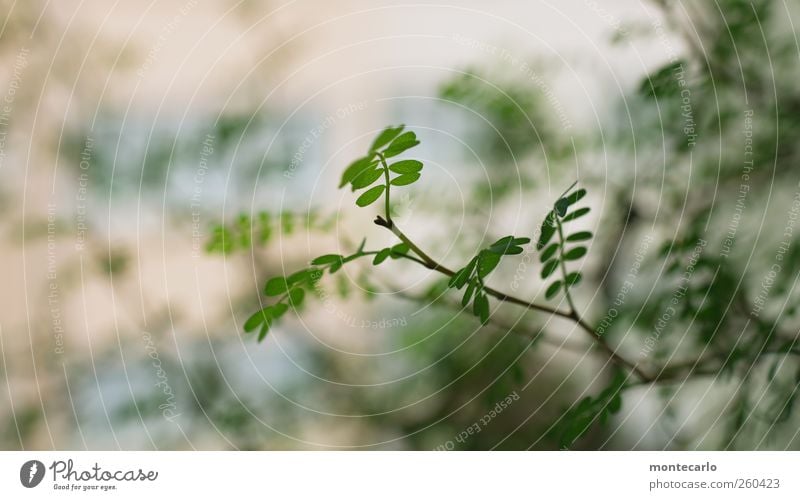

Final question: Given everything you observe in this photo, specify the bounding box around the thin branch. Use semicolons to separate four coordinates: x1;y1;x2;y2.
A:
386;283;591;354
374;215;652;381
340;234;592;355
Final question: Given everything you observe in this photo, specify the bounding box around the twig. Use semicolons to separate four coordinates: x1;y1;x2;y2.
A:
373;214;652;381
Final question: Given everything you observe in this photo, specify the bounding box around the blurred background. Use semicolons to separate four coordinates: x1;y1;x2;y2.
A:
1;0;799;450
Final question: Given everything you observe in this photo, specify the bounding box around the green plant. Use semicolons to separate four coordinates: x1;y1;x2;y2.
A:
223;124;799;449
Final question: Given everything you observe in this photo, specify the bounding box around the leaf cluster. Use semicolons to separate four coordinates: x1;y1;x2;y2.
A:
244;267;322;341
340;125;423;208
243;238;412;341
447;236;531;324
206;211;332;255
537;186;592;300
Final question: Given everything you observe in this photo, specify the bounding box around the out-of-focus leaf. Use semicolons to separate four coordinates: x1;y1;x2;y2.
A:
264;277;288;296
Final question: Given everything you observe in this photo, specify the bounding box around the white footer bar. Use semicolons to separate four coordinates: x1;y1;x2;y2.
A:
0;452;797;498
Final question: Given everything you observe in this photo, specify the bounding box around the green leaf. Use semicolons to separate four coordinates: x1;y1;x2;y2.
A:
488;236;530;255
449;257;477;289
390;243;410;256
563;247;587;260
373;248;391;265
449;268;469;289
271;303;289;318
540;242;559;262
311;254;344;266
340;155;377;188
477;251;501;278
561;207;590;222
257;321;271;342
462;280;477;307
545;281;562;299
537;212;556;250
288;288;305;307
388;159;423;174
487;236;512;254
473;293;490;324
281;212;294;235
308;268;324;285
639;61;686;99
555;198;569;217
564;188;587;206
264;277;288;296
351;167;383;190
336;274;350;298
244;308;269;332
566;272;582;286
541;260;559;279
287;269;313;287
355;185;386;207
390;173;420;186
567;231;593;242
370;125;405;152
607;392;622;414
383;131;420;158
